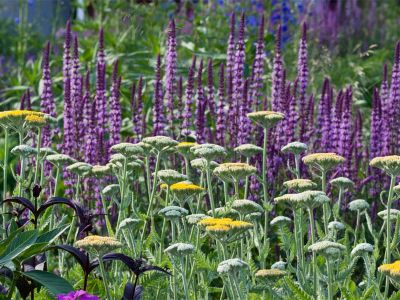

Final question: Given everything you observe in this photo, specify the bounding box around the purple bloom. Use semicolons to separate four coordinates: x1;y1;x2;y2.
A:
177;75;184;128
271;25;283;112
297;22;309;142
216;63;225;146
380;64;391;155
250;14;265;112
181;56;197;137
57;290;99;300
338;87;353;177
71;35;83;157
133;77;145;142
109;60;122;148
195;60;206;143
206;59;216;141
226;13;236;78
237;79;250;145
390;42;400;152
153;54;166;136
95;29;108;140
165;19;177;135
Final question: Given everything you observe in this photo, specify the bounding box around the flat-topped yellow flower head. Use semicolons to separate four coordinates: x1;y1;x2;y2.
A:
176;142;198;156
255;269;286;278
378;261;400;277
213;162;257;183
170;181;204;202
303;152;345;172
25;114;46;127
198;217;233;227
370;155;400;177
0;110;45;129
247;111;284;129
205;224;231;236
283;179;316;192
75;235;122;255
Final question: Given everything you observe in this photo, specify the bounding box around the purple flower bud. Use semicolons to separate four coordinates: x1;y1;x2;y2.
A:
153;54;166;136
226;13;236;77
165;19;177;135
250;14;265;111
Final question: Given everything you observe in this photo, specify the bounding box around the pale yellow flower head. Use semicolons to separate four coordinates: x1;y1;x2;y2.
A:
25;114;46;127
370;155;400;177
234;144;263;158
283;179;317;192
303;152;345;172
213;162;257;183
247;111;284;129
176;142;198;156
74;235;122;255
378;261;400;278
255;269;286;278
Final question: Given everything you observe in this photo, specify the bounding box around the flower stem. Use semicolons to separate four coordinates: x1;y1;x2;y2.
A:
321;170;329;235
33;128;42;185
206;161;215;216
98;255;112;300
327;259;333;300
308;208;318;299
2;128;9;238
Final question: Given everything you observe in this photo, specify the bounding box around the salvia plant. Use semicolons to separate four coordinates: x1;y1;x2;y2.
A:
1;7;400;300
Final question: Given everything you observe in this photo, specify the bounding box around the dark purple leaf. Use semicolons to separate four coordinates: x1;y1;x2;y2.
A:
3;197;35;214
52;245;90;273
122;283;143;300
37;197;77;217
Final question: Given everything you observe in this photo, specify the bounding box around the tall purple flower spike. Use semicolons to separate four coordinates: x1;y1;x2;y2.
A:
109;60;122;148
71;34;83;157
40;48;57;140
331;90;343;153
195;59;206;143
216;63;225;146
177;75;184;129
250;14;265;112
271;25;283;112
370;88;382;160
165;18;177;136
226;13;236;78
237;79;249;145
285;80;298;144
338;87;352;178
153;54;166;136
85;97;98;164
230;12;245;148
130;81;137;142
95;28;108;136
82;70;92;141
298;22;309;142
380;64;391;155
182;56;197;137
133;77;145;142
207;59;216;142
390;42;400;152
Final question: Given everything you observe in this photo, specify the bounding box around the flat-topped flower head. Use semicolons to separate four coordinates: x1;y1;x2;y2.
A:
0;110;44;129
46;154;76;168
245;212;262;222
274;193;302;209
170;181;204;201
118;218;142;231
271;261;287;270
67;162;92;176
348;199;369;212
186;214;208;225
176;142;198;156
157;170;187;186
39;147;57;157
102;184;120;197
110;143;143;157
378;209;400;221
229;220;253;230
270;216;291;227
91;164;112;177
295;190;330;209
142;136;178;152
379;261;400;278
351;243;373;257
247;111;284;129
109;153;126;164
394;184;400;196
74;235;122;255
213;163;257;183
198;217;233;227
232;199;264;215
303;152;345;172
127;159;143;173
234;144;263;158
217;258;249;275
137;142;153;155
330;177;355;190
255;269;286;279
25;114;46;127
370;155;400;177
283;179;316;192
308;241;345;257
208;207;239;218
205;224;231;236
165;242;195;256
11;145;37;157
281;141;308;155
158;206;189;219
190;143;227;161
328;221;345;231
190;158;219;172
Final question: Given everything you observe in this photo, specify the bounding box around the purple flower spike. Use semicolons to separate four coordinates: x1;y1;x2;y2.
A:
207;59;216;142
195;59;206;143
226;13;236;77
165;18;177;135
250;14;265;111
109;60;122;148
133;77;145;142
153;54;166;136
271;25;283;112
216;63;225;146
182;56;197;137
298;22;309;141
237;78;250;145
177;75;184;128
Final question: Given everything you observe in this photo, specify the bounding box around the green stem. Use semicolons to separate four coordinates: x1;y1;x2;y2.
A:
327;259;333;300
206;161;215;216
354;210;360;246
180;257;189;300
98;255;112;300
184;156;191;179
2;128;9;238
384;175;396;298
308;208;317;299
244;157;250;198
261;128;268;205
33;128;42;185
321;170;329;235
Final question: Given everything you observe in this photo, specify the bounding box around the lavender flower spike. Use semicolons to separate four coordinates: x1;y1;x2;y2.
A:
109;60;122;148
226;12;236;77
195;59;206;143
298;22;309;141
271;25;283;112
250;14;265;111
165;18;177;136
216;63;225;146
153;54;166;136
181;56;197;137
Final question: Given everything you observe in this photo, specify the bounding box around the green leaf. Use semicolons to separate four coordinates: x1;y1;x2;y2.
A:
284;276;313;300
37;225;70;244
0;230;38;266
22;270;74;296
17;243;49;262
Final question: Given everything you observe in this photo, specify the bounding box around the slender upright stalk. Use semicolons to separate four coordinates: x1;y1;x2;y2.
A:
184;156;191;179
308;208;317;299
180;257;190;300
206;161;216;216
384;175;396;298
261;128;268;205
327;260;333;300
321;170;329;235
33;128;42;185
244;157;250;198
98;255;112;300
354;210;360;246
2;128;10;238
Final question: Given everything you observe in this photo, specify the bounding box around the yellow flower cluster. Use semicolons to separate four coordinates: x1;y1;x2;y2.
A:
283;179;316;192
170;182;204;192
302;152;345;171
0;110;44;119
0;110;45;128
25;114;46;127
75;235;122;254
247;110;284;128
378;261;400;278
370;155;400;177
198;217;253;235
255;269;286;278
